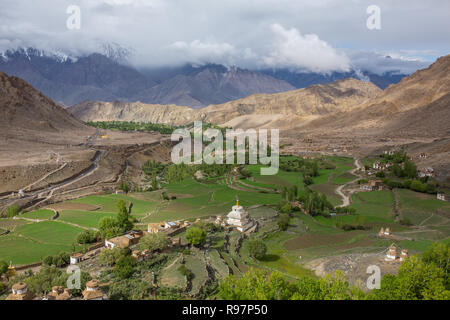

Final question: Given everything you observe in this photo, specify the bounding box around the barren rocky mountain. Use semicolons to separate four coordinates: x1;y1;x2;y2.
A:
136;64;296;108
70;100;194;126
301;54;450;133
0;71;88;133
70;77;381;127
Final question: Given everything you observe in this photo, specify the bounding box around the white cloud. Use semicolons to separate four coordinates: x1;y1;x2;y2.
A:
348;51;431;75
169;40;236;65
263;24;351;73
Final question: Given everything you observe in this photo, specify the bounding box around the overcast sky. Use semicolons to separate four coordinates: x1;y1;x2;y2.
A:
1;0;449;74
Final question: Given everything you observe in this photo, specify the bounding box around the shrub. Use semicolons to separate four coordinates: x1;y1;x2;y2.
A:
114;256;137;279
76;230;99;244
278;214;290;231
139;232;168;252
247;240;267;260
178;265;193;281
186;226;207;246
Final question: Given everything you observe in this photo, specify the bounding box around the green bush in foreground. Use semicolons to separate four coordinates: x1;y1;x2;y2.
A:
219;243;450;300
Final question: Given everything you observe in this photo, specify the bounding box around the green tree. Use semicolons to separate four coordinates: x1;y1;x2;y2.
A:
139;232;168;252
186;226;207;246
98;217;121;239
247;240;267;260
99;247;129;267
0;260;8;275
118;181;130;194
114;255;137;279
277;213;290;231
76;230;99;244
116;200;134;233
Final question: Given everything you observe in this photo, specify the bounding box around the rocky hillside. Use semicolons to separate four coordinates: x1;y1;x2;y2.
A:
70;100;193;126
0;71;88;133
303;54;450;133
136;64;296;108
70;78;381;127
199;78;382;126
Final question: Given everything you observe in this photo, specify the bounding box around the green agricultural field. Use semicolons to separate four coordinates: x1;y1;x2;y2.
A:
69;193;158;217
159;255;187;290
350;190;394;221
396;189;450;226
0;218;28;231
15;221;83;245
0;234;76;265
184;253;209;295
58;210;116;229
20;209;55;220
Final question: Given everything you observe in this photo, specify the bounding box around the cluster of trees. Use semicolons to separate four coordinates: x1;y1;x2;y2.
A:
98;247;136;279
281;185;298;202
334;215;368;231
98;200;134;239
117;181;130;194
76;230;100;244
380;150;408;163
298;189;333;217
86;121;177;134
43;251;70;267
383;178;437;194
279;157;320;186
139;232;169;252
219;243;450;300
390;158;417;179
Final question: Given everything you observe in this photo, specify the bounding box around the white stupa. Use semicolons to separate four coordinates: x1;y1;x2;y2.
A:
226;199;255;232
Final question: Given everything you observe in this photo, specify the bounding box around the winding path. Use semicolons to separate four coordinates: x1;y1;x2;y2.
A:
335;158;362;207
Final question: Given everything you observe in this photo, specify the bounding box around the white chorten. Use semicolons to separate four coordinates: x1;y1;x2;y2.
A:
226;199;255;232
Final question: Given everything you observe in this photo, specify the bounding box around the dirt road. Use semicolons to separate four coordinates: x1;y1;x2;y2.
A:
335;158;362;207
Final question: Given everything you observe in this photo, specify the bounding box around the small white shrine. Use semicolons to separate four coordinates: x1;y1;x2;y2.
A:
226;199;255;232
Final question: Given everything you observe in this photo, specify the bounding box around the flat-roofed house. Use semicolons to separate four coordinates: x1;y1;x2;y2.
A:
70;252;84;265
147;223;165;234
105;230;145;249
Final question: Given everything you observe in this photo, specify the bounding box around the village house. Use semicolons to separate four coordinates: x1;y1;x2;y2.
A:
105;230;145;249
6;282;35;300
419;152;428;159
418;167;434;178
361;180;383;191
70;252;84;265
147;222;165;234
373;162;392;171
82;280;105;300
226;199;256;233
164;221;180;229
437;193;449;202
46;286;72;300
